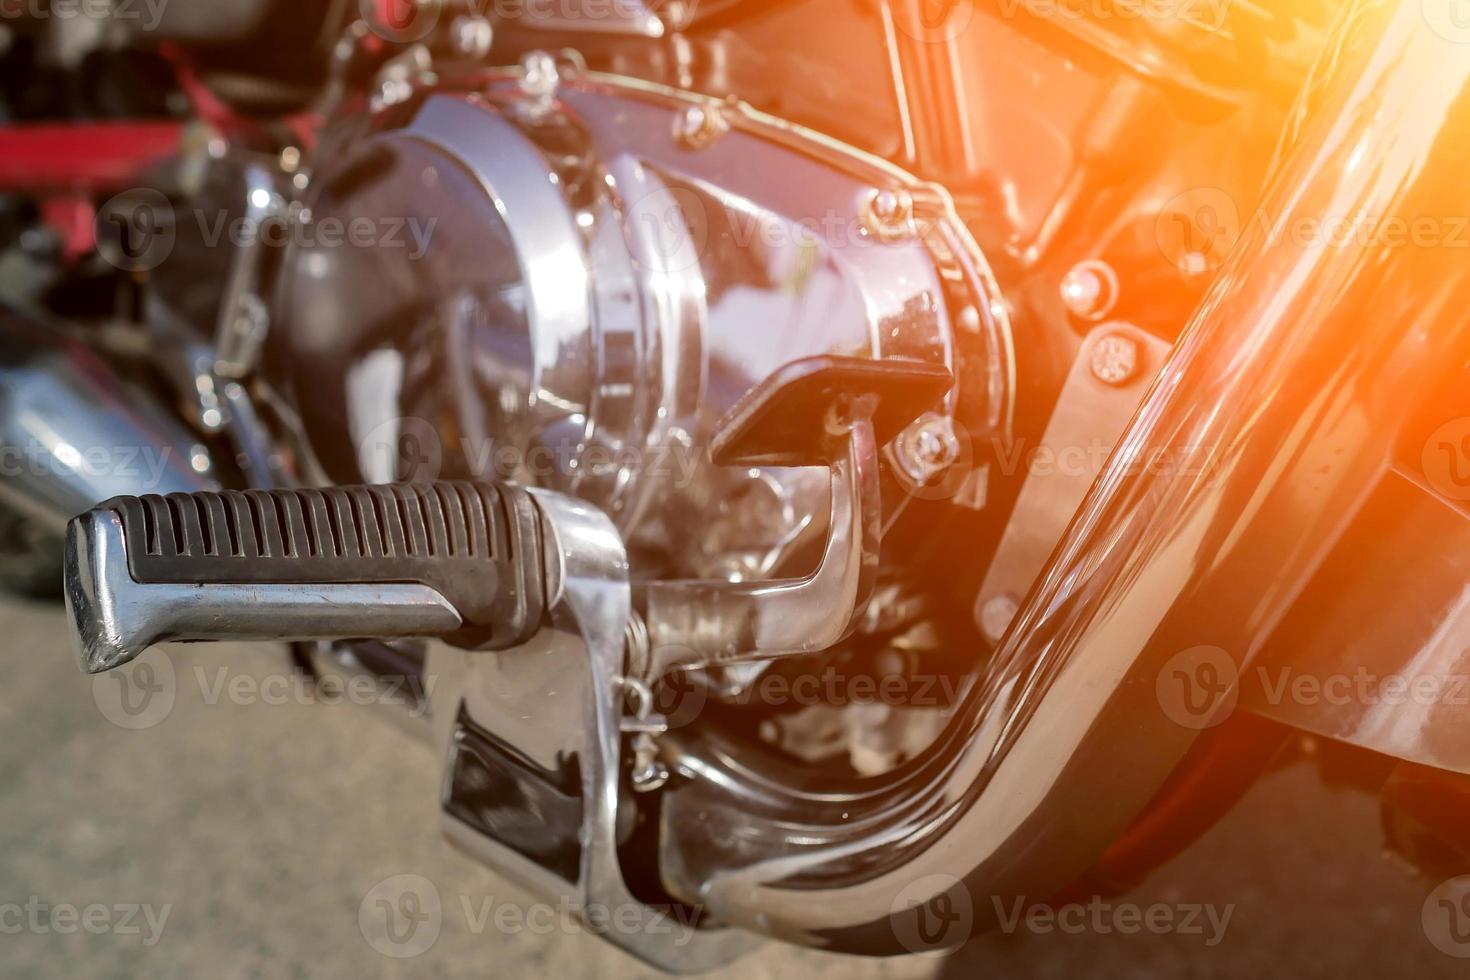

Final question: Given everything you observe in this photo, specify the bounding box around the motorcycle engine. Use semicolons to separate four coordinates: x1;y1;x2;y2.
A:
260;0;1318;773
268;68;1010;585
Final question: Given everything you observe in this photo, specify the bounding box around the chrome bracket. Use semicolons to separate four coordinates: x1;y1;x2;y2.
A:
214;161;285;379
435;489;759;972
637;356;953;681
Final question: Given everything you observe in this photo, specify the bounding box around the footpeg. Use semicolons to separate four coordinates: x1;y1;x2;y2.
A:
65;483;547;674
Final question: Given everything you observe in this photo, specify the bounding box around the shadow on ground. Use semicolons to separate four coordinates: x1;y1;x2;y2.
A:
0;595;1459;978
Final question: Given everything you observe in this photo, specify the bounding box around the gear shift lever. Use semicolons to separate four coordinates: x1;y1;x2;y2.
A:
637;355;953;680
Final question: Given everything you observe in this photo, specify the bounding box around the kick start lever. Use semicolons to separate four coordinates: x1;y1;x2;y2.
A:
65;483;547;674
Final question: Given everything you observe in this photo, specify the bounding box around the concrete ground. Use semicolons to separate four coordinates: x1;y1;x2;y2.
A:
0;591;1462;979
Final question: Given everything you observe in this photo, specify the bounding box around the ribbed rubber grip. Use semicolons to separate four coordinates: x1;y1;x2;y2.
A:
101;482;546;651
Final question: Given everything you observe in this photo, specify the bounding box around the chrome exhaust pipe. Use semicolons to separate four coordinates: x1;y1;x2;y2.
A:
657;0;1470;954
0;308;215;531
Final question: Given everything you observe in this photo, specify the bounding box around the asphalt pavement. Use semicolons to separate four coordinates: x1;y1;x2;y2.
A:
0;591;1462;979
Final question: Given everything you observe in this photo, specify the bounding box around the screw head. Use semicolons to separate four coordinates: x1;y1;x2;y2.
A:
1090;333;1141;386
895;415;960;484
673;104;729;149
872;190;904;221
451;15;493;57
862;188;916;242
914;429;949;465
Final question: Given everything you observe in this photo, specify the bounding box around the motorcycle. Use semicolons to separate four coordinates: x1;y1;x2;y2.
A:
1;0;1468;969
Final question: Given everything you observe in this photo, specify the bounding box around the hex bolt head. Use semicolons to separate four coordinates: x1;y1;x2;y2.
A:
1090;332;1141;386
895;415;961;484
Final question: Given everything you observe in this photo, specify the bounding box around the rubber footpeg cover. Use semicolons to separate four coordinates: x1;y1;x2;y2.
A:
99;482;546;651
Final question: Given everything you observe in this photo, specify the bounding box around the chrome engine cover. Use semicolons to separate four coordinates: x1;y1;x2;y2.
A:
269;69;1010;579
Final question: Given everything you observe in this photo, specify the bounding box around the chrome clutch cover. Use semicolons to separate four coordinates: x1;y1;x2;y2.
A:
270;67;1010;581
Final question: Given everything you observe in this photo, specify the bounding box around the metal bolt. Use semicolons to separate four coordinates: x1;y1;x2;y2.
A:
630;733;670;793
519;50;559;101
662;0;694;28
979;594;1019;645
895;415;960;484
871;190;906;222
862;188;916;241
189;445;213;475
451;16;493;58
1060;259;1119;322
915;429;948;465
957;304;982;333
673;104;728;150
1090;332;1141;386
619;674;670;793
375;76;414;109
